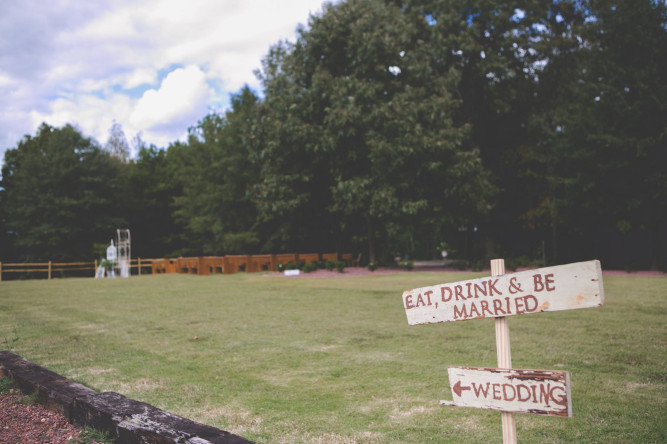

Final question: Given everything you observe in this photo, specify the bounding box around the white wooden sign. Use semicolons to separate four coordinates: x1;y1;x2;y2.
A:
443;366;572;418
402;260;604;325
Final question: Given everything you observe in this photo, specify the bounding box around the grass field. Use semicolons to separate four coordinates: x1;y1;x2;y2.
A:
0;271;665;443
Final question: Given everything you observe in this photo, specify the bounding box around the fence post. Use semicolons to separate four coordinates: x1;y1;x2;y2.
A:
48;261;52;280
94;259;97;277
138;258;142;276
0;261;2;281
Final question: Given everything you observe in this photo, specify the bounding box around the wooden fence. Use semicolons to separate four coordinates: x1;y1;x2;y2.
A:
0;253;356;281
151;253;354;276
0;258;156;281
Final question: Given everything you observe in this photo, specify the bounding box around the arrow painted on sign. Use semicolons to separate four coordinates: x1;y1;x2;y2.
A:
453;380;471;397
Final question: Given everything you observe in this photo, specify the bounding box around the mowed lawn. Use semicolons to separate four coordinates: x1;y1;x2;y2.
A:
0;271;665;443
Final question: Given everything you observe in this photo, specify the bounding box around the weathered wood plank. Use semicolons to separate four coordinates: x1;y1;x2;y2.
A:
443;366;572;417
403;260;604;325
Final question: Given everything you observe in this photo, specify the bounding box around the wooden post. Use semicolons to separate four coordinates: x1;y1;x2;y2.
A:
48;261;52;280
94;259;98;277
491;258;516;444
0;261;2;281
138;258;142;276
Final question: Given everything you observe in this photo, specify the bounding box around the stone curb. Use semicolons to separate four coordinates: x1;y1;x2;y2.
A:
0;351;254;444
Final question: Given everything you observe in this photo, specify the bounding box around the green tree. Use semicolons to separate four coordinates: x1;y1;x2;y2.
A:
0;123;126;261
105;121;130;162
171;87;262;255
508;0;666;267
125;144;183;258
254;0;495;261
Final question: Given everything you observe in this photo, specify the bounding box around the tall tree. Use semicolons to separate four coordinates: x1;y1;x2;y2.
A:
0;123;126;261
105;121;130;162
254;0;495;261
171;87;262;255
125;145;183;258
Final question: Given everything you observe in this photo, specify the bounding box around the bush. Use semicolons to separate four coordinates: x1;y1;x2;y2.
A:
277;263;285;272
401;260;414;271
335;261;345;273
286;261;305;270
367;261;378;272
303;262;318;273
325;260;337;271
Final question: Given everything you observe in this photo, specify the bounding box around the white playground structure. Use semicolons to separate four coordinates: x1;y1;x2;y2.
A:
116;229;131;278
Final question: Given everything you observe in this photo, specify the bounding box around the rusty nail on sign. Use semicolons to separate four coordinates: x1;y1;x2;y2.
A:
443;366;572;418
402;260;604;325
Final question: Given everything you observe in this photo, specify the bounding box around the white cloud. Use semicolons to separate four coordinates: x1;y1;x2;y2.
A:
130;65;211;131
123;68;158;89
0;0;331;161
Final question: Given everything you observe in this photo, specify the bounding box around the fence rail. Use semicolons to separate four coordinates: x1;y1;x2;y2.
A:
0;258;158;281
0;253;355;281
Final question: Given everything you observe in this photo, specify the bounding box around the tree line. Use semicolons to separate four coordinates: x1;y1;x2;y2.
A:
1;0;665;270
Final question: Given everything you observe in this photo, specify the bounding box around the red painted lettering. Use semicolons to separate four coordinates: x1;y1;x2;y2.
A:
524;294;538;312
545;273;555;291
492;299;506;315
404;294;414;309
453;304;468;319
488;279;502;296
424;290;433;306
472;382;490;398
517;384;532;402
441;286;452;302
531;385;537;403
454;285;465;301
502;384;516;401
480;300;493;316
515;297;525;314
539;383;552;406
415;293;426;307
466;283;474;298
550;386;567;406
533;274;544;292
474;281;488;297
492;383;502;400
505;297;511;313
469;302;481;318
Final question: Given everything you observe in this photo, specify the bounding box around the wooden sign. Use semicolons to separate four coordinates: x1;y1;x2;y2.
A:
443;366;572;418
403;260;604;325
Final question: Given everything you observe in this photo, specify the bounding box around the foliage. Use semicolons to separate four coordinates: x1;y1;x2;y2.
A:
170;87;262;256
303;261;319;273
0;0;664;270
71;427;113;444
0;377;15;394
0;124;126;261
100;259;114;272
335;260;346;273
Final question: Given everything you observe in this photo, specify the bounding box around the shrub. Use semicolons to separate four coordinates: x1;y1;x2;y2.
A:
303;262;318;273
367;261;378;272
325;260;337;271
335;261;345;273
401;260;414;271
285;261;304;270
277;263;285;272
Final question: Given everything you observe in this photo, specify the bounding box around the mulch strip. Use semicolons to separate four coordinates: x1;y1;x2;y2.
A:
0;389;103;443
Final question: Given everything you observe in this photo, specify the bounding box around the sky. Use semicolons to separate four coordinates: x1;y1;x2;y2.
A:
0;0;332;163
